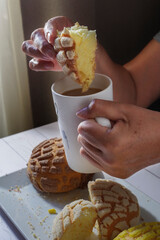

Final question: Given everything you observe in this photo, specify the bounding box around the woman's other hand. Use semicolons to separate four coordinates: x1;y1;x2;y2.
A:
22;16;73;71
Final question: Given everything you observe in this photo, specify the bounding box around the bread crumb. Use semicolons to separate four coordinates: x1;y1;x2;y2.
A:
27;222;35;231
33;233;40;239
48;208;57;214
41;216;48;223
9;185;21;193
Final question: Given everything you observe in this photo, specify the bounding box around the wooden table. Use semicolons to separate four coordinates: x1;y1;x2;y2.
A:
0;122;160;240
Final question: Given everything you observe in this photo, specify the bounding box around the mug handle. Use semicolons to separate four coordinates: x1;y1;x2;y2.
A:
96;117;111;128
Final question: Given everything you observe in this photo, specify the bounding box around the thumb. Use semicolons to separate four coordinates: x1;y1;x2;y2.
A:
76;99;128;122
44;16;73;44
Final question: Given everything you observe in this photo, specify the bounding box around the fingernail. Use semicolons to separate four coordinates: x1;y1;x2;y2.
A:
88;100;95;109
76;107;88;117
47;32;52;44
30;58;39;68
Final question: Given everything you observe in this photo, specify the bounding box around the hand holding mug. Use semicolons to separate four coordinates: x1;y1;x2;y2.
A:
77;99;160;178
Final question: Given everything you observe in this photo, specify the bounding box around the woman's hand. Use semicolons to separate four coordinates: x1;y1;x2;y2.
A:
76;99;160;178
22;16;73;71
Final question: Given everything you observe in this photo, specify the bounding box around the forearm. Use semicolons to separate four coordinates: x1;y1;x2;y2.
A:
96;40;160;107
96;44;137;104
124;39;160;107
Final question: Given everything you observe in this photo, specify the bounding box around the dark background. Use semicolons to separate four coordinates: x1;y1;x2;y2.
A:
20;0;160;127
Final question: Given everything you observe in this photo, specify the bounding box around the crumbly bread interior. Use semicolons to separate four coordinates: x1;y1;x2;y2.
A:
69;23;97;91
52;199;97;240
27;138;92;193
88;179;140;240
54;22;97;92
113;222;160;240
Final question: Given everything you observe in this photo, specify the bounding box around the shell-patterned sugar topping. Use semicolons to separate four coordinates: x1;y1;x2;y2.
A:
27;138;92;193
54;22;97;92
88;179;140;240
52;199;98;240
113;222;160;240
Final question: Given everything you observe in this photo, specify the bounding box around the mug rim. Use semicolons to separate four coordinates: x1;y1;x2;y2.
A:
51;73;112;99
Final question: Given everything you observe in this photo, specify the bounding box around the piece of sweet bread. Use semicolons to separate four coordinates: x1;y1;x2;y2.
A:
113;222;160;240
88;179;140;240
54;22;97;92
27;138;92;193
52;199;98;240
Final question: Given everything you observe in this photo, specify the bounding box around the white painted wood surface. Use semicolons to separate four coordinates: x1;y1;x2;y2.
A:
0;121;160;240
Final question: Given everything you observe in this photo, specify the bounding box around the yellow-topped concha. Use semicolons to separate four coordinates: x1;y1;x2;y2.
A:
54;22;97;92
113;222;160;240
52;199;98;240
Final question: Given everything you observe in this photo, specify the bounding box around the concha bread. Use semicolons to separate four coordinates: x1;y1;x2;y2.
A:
27;138;92;193
113;222;160;240
52;199;98;240
88;179;140;240
54;22;97;92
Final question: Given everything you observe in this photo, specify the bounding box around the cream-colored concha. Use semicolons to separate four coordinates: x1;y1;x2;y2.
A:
113;222;160;240
54;22;97;92
52;199;98;240
88;179;140;240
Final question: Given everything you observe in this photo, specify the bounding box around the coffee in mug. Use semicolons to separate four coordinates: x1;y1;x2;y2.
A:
62;87;102;96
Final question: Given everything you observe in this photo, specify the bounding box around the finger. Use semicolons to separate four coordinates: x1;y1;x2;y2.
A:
80;147;103;171
22;40;49;60
78;119;111;150
44;16;73;44
31;28;56;59
76;99;128;122
29;58;62;72
80;141;126;178
29;58;54;71
78;134;102;156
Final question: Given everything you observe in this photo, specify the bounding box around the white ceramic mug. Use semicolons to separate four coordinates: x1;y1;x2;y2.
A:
51;73;113;173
